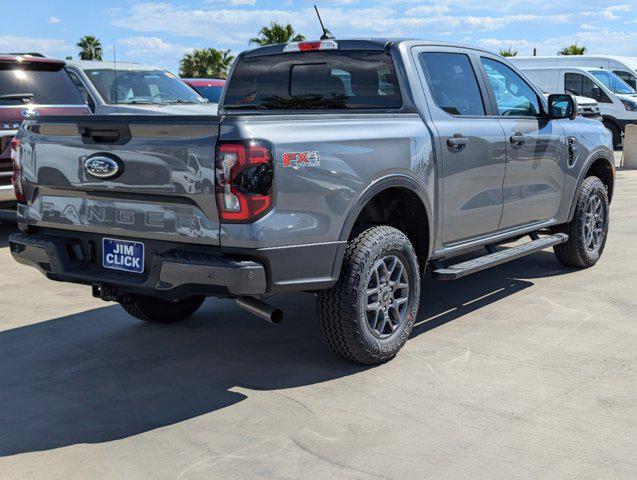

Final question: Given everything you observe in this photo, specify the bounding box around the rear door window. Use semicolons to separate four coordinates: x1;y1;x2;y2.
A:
419;52;485;116
0;66;84;105
223;50;402;110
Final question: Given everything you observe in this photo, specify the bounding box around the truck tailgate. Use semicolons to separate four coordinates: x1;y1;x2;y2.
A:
18;116;221;245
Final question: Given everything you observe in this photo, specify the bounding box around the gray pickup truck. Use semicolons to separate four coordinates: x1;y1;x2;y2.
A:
9;39;615;364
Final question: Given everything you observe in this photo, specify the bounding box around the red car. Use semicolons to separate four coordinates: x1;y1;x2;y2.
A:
0;54;89;205
182;78;225;104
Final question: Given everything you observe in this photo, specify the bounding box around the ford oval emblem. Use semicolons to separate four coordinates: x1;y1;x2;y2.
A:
84;156;121;179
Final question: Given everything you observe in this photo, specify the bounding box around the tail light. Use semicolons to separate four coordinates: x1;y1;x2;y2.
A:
215;140;274;223
10;137;25;203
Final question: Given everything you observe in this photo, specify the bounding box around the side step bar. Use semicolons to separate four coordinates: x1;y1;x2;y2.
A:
432;233;569;281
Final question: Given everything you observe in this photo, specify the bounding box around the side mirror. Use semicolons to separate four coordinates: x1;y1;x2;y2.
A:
548;94;578;120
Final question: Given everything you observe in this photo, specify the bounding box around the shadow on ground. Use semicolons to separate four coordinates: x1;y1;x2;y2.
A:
0;220;16;248
0;221;575;456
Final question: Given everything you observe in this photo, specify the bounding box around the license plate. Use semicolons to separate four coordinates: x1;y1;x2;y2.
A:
102;238;145;274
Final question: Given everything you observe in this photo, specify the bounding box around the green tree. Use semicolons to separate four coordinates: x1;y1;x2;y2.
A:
76;35;103;61
558;44;587;55
179;48;235;79
250;22;305;46
499;46;518;57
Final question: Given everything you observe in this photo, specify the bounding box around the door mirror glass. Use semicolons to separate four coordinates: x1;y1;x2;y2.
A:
548;94;577;120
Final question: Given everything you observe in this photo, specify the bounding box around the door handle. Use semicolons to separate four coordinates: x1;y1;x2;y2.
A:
510;133;528;145
447;134;469;150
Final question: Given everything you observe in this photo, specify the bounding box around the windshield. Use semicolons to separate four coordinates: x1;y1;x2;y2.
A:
224;50;402;111
589;70;635;94
0;67;84;105
84;69;207;105
190;84;223;103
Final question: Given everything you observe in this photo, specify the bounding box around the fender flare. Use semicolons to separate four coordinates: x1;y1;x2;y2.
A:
338;173;434;257
567;151;615;221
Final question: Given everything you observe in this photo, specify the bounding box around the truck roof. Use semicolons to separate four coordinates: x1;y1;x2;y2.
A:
243;38;497;58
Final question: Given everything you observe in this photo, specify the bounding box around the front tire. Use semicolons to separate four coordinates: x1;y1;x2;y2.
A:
317;226;421;364
119;294;205;324
553;176;609;268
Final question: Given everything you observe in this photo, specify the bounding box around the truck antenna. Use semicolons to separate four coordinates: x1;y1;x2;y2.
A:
314;5;335;40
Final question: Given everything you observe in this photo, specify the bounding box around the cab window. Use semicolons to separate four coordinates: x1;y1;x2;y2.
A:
419;52;485;116
564;73;612;103
481;58;541;117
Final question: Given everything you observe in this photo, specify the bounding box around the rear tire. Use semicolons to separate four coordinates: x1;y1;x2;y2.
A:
553;176;609;268
119;294;205;324
316;226;420;365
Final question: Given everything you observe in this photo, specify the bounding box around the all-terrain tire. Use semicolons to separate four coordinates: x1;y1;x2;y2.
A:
553;176;609;268
119;294;205;324
316;226;421;364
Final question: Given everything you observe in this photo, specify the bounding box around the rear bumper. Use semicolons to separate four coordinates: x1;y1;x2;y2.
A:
9;231;268;300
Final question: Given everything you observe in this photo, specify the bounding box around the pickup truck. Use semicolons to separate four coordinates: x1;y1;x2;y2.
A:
9;39;615;364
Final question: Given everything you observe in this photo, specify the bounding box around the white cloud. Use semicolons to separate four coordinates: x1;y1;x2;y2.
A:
118;36;192;58
48;16;61;24
477;30;637;57
0;35;69;57
111;2;308;45
404;5;450;16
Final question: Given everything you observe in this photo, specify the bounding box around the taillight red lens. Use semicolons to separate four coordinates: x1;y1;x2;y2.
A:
215;141;274;223
10;137;25;203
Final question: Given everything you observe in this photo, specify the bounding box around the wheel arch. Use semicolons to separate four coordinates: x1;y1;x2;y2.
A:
568;152;615;221
338;174;434;265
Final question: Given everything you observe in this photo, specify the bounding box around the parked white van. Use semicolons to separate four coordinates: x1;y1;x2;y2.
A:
518;66;637;147
511;56;637;89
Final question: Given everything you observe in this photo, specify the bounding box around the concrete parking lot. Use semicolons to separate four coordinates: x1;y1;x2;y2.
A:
0;168;635;479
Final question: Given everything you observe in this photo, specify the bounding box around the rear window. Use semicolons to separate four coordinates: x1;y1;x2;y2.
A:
223;50;402;110
0;66;84;105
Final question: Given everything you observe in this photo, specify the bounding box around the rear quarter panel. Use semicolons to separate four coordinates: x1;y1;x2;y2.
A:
219;113;434;249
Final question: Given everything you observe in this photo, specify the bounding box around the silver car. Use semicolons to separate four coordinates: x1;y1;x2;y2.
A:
65;61;218;115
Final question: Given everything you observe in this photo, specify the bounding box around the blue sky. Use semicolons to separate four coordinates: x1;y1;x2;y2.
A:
2;1;636;73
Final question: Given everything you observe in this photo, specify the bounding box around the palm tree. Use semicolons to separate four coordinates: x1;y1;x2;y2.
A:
179;48;235;79
76;36;103;61
499;47;518;57
558;44;587;56
250;22;305;46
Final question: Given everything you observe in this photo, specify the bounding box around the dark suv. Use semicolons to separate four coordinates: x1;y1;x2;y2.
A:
0;54;89;205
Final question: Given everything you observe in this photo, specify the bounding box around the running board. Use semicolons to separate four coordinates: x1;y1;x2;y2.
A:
432;233;569;281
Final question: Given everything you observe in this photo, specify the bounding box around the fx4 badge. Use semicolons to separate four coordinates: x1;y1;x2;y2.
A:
282;151;320;168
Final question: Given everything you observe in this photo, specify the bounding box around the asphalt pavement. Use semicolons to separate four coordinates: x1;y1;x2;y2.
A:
0;163;635;479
